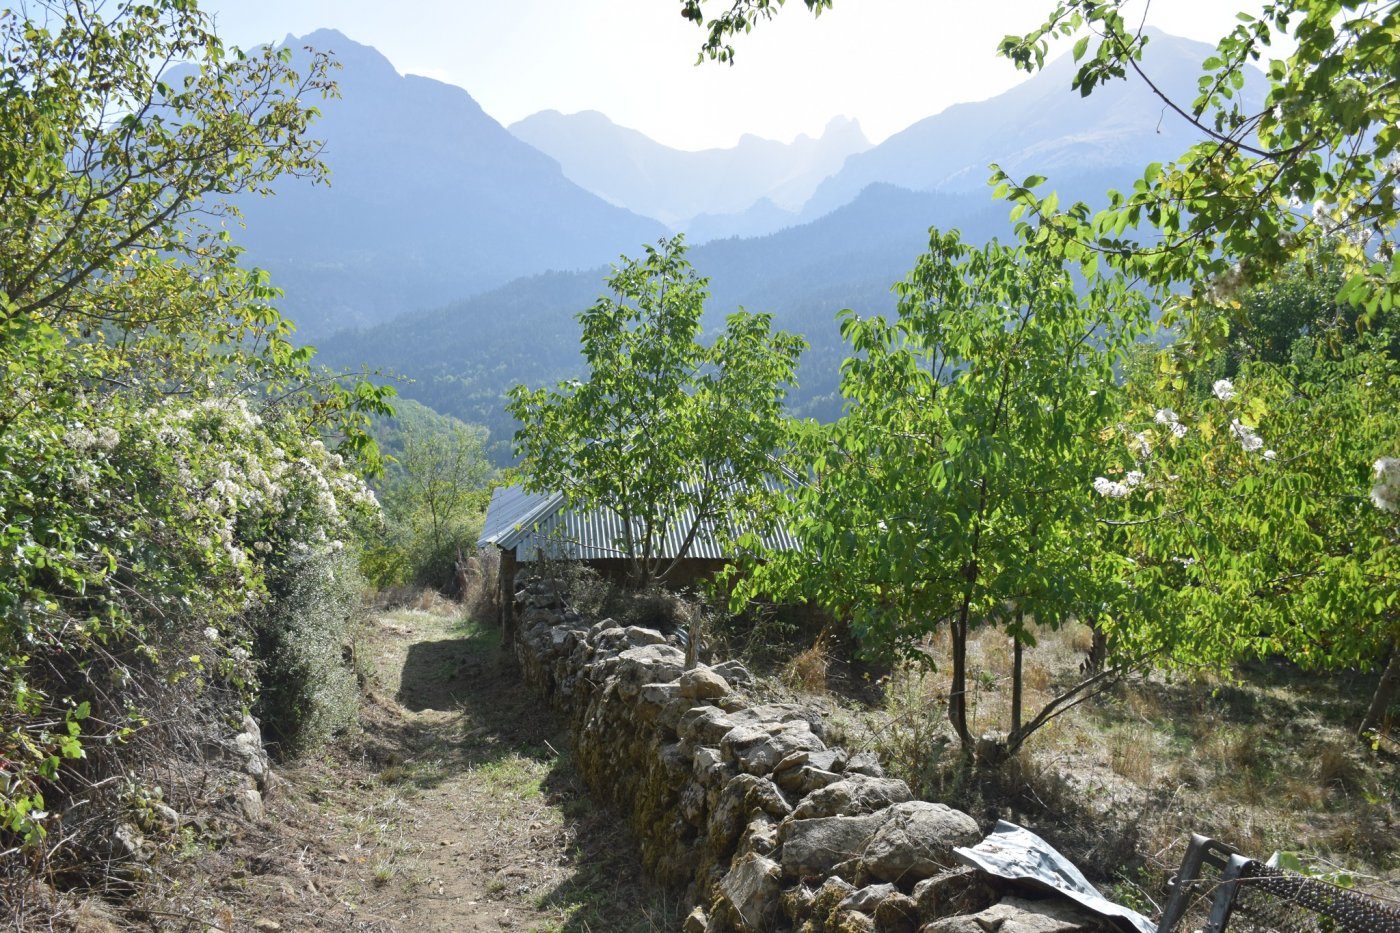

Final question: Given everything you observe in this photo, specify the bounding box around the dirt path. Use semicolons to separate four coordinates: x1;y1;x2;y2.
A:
258;604;681;933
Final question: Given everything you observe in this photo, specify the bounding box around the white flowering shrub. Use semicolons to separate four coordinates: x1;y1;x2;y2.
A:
1372;458;1400;514
0;0;397;906
0;383;380;847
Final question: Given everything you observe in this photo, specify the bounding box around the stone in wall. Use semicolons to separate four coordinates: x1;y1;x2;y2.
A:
509;574;1119;932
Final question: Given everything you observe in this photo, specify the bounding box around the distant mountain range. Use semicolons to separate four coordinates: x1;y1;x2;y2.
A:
504;29;1260;241
220;27;1261;459
509;111;868;238
798;27;1259;218
229;29;664;337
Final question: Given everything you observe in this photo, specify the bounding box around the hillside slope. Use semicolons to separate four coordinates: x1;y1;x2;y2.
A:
316;183;1010;459
231;30;665;337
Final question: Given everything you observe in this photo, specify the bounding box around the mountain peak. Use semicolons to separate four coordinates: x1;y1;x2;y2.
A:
280;28;401;83
228;31;664;338
821;115;868;146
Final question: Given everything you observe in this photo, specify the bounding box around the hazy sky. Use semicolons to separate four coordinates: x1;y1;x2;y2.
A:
199;0;1266;151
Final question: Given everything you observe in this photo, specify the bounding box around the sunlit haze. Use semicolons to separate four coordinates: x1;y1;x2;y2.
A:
200;0;1270;151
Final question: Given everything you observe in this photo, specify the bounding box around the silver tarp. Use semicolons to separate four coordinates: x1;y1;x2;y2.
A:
953;820;1157;933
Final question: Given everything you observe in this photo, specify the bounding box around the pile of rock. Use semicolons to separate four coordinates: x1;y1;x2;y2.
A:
512;579;1115;933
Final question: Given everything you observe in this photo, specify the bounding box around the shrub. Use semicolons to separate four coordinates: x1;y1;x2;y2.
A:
458;547;502;623
0;391;379;869
253;544;364;757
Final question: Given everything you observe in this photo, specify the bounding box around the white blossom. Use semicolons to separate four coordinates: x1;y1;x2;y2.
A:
1093;477;1131;499
1230;419;1264;452
1154;408;1179;425
1125;470;1145;487
1371;457;1400;513
1346;223;1373;248
203;627;219;641
1131;432;1152;458
1263;449;1278;462
94;426;120;450
1212;379;1237;401
1171;422;1188;440
63;426;96;452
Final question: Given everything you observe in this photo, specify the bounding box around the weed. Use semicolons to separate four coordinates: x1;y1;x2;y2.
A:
784;640;830;693
1109;726;1156;785
457;547;501;621
858;663;954;799
1314;740;1363;792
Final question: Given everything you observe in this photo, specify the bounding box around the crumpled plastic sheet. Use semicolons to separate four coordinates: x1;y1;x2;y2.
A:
953;820;1157;933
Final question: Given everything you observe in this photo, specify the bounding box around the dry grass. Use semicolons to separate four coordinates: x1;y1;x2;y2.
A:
1109;726;1156;784
784;640;831;693
456;547;501;622
840;624;1400;906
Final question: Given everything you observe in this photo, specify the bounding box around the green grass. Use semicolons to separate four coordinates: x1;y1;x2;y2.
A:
471;753;548;799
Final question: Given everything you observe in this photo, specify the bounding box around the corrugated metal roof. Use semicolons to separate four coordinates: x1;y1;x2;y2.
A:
477;484;560;548
476;473;799;562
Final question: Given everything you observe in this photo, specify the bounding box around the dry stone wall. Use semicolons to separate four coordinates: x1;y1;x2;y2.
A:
511;576;1117;933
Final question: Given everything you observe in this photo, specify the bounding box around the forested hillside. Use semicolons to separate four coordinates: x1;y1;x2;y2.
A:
316;184;1011;459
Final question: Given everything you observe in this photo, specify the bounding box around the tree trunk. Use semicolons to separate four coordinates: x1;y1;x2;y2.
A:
685;610;700;670
1082;615;1108;675
949;610;972;758
1011;629;1024;740
1359;642;1399;742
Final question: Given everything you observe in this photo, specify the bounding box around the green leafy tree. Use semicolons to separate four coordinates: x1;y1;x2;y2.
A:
1208;248;1400;376
396;423;492;555
0;0;392;860
369;417;493;588
508;236;806;584
1102;284;1400;741
739;229;1153;760
994;1;1400;329
679;0;1400;746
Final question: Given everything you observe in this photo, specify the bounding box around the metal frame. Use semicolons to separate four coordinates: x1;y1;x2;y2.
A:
1158;834;1400;933
1158;834;1241;933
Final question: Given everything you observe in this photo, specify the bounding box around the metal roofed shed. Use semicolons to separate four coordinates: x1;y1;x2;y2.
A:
477;480;800;563
476;475;800;637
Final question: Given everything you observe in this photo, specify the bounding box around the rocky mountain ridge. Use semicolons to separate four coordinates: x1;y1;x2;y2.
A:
229;29;665;337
